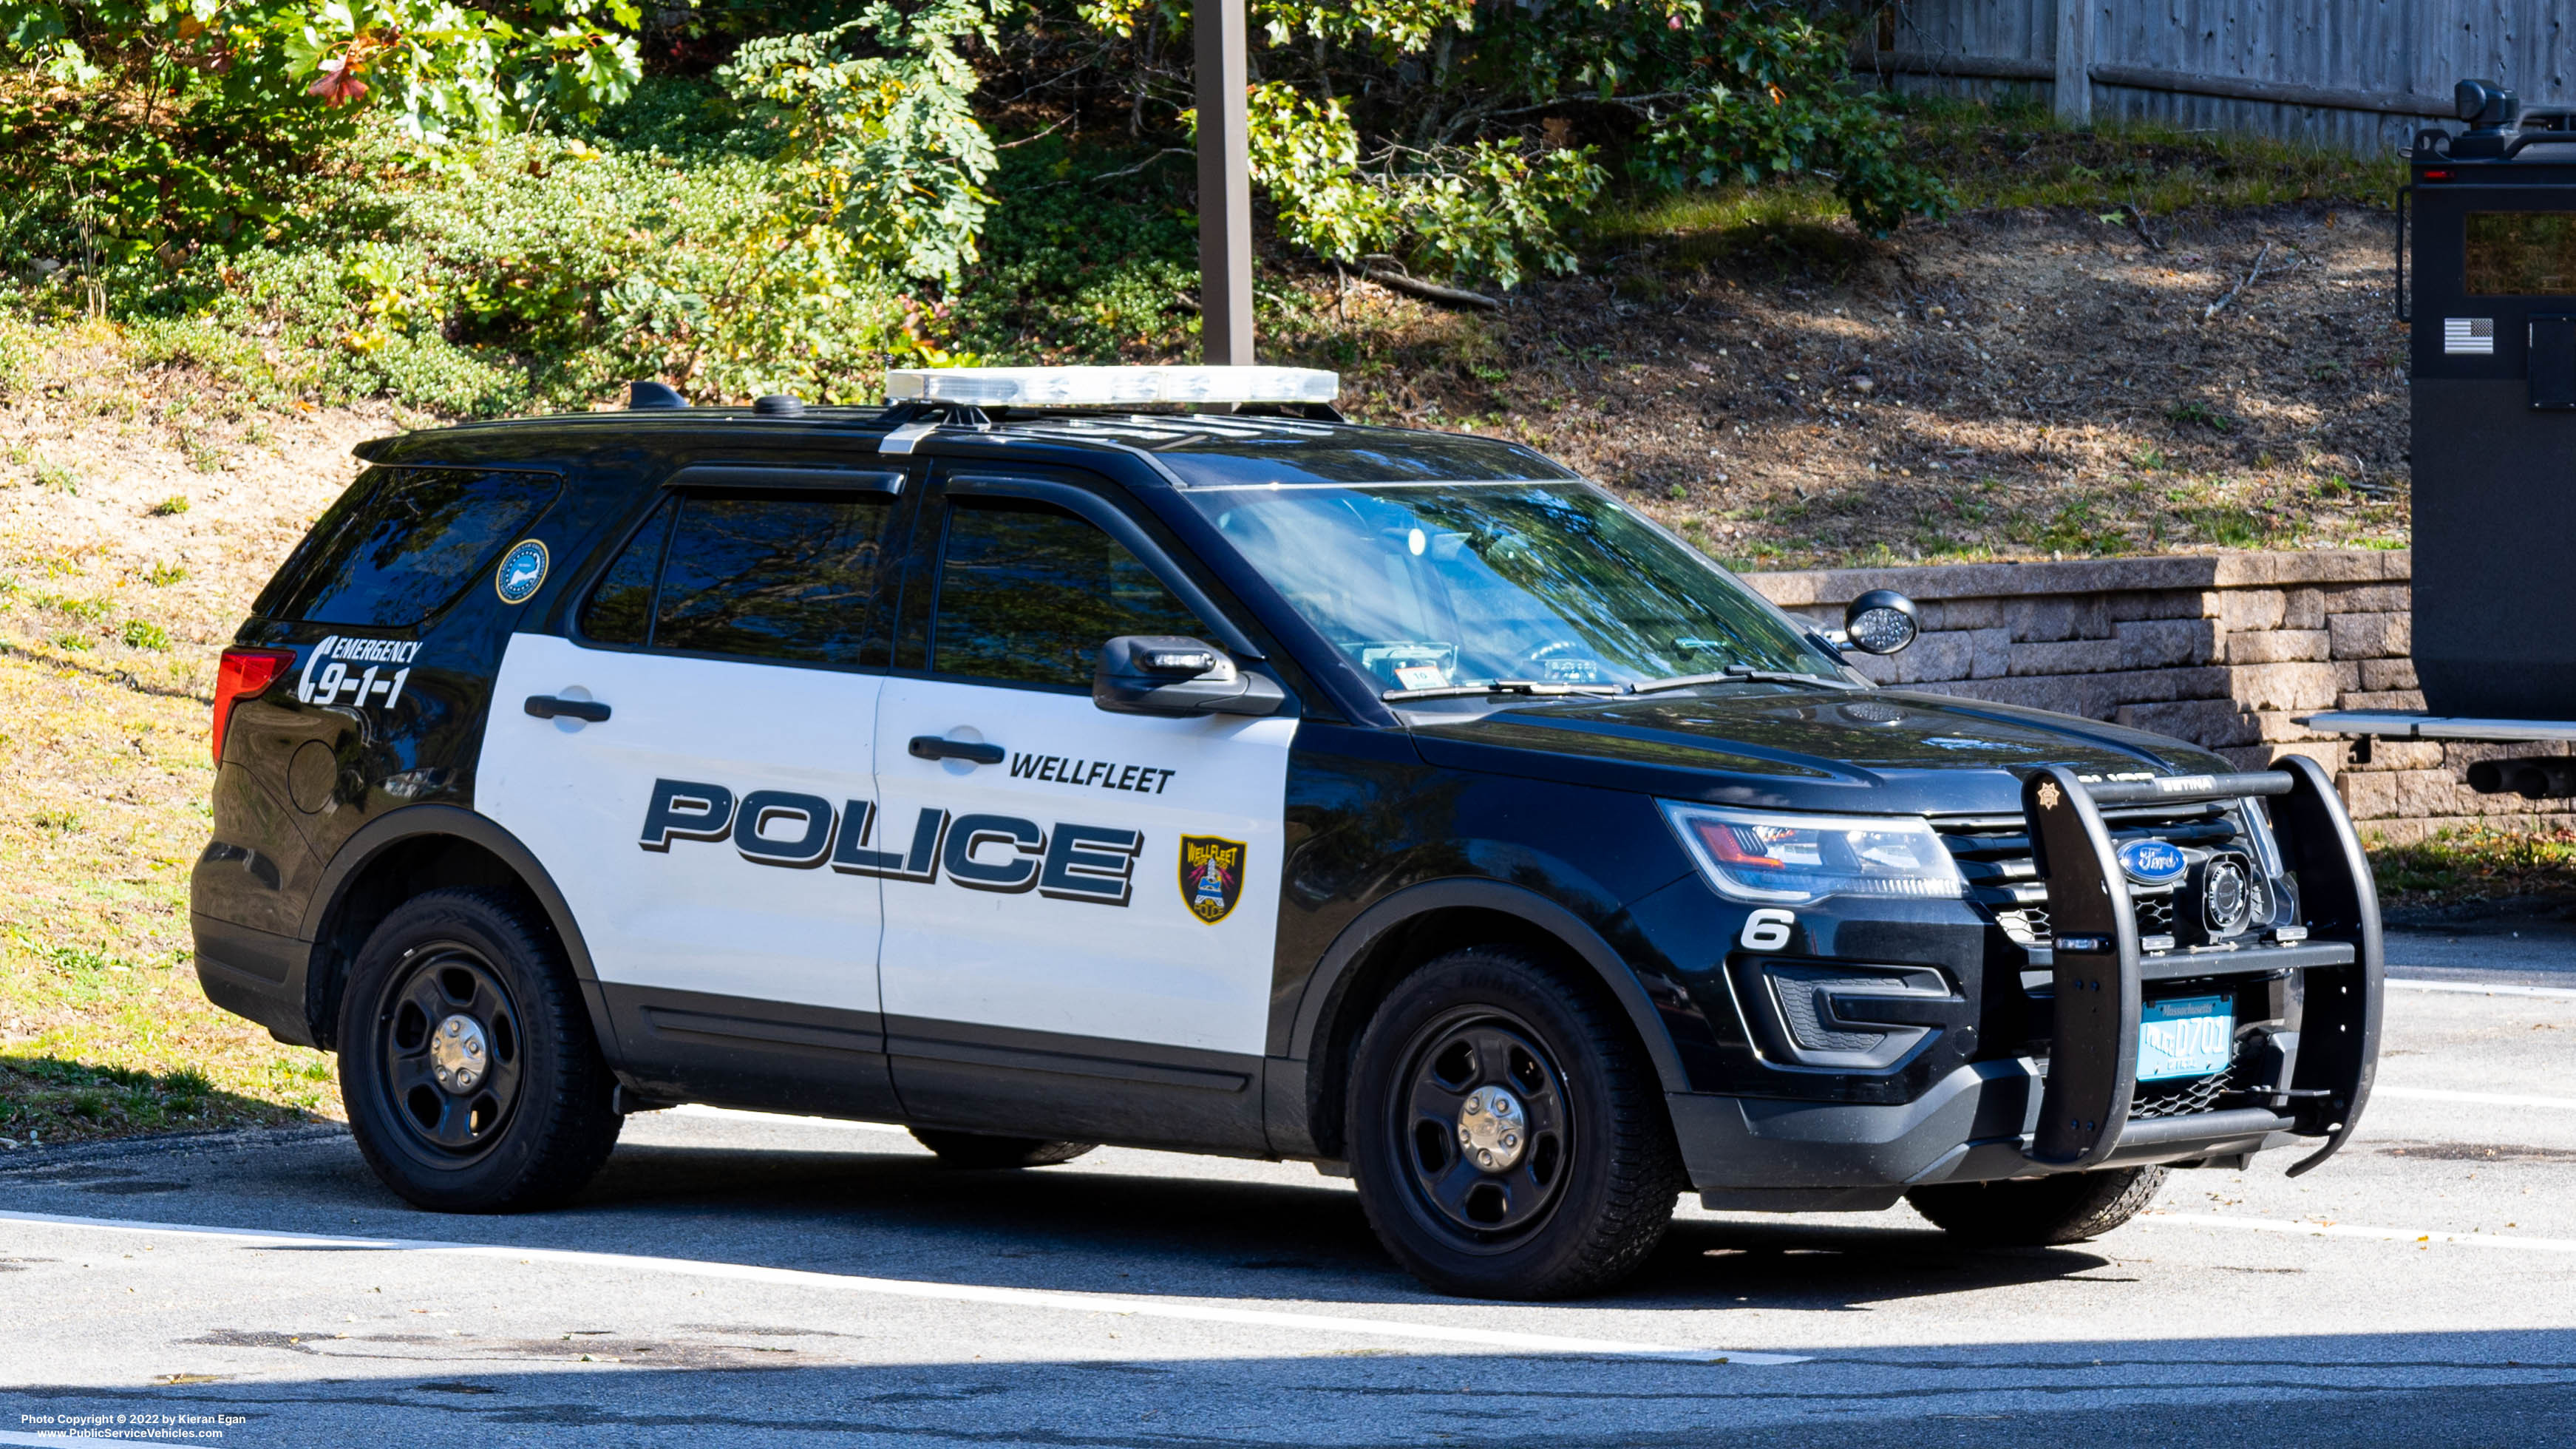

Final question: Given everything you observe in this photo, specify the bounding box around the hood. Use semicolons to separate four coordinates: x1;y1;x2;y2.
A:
1407;686;2235;817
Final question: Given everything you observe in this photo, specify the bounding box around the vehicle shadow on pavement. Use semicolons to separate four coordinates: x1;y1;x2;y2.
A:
543;1140;2119;1312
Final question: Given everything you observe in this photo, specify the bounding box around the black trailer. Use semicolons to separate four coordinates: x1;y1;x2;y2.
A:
2307;80;2576;785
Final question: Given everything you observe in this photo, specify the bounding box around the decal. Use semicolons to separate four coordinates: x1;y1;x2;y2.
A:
734;790;835;869
2115;837;2188;887
830;802;947;882
1008;753;1177;794
641;782;1141;906
1179;836;1246;924
296;634;420;710
2034;779;2062;811
1040;825;1143;905
945;813;1046;894
1739;908;1796;951
639;778;735;852
494;538;550;604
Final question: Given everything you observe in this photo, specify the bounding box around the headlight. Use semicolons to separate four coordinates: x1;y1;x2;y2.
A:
1660;802;1964;905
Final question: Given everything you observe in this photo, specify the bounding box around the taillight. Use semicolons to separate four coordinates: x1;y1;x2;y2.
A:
212;647;295;764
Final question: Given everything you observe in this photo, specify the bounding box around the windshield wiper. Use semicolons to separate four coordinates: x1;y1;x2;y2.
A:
1625;665;1862;695
1382;679;1625;702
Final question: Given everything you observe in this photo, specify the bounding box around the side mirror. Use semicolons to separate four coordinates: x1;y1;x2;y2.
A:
1841;589;1920;655
1094;635;1285;718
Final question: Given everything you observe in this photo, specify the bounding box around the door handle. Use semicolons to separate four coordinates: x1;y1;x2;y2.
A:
908;735;1005;765
526;695;611;722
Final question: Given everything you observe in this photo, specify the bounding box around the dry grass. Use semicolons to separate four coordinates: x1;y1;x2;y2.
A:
0;319;384;1146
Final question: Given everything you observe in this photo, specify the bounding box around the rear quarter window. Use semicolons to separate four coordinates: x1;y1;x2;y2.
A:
256;466;562;626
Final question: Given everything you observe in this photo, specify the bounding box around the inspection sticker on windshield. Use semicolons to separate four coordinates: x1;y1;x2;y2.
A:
1393;665;1447;690
2138;994;2234;1080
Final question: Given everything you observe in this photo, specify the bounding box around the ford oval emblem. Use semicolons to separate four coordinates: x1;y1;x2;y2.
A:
2116;838;2188;886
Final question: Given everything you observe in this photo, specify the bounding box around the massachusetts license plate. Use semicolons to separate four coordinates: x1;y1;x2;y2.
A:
2138;994;2235;1081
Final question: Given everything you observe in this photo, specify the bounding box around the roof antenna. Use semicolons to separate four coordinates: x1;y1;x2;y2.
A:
628;380;687;410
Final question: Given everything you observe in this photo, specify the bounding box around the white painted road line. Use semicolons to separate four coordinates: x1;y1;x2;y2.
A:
0;1210;1804;1366
2146;1211;2576;1255
2376;1085;2576;1110
2388;978;2576;1001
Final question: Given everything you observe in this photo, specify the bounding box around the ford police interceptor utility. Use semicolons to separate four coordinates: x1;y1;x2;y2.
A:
194;364;2384;1300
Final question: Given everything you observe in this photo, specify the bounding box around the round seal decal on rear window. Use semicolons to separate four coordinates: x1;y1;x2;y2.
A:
495;538;549;605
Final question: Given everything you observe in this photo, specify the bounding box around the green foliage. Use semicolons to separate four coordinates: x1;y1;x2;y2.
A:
119;619;170;651
1628;10;1950;235
0;0;646;270
1241;84;1605;287
718;0;1002;285
948;138;1199;362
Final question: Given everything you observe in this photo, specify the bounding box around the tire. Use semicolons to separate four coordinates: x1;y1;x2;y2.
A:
337;887;622;1212
1345;946;1683;1300
1906;1166;2169;1246
908;1129;1098;1169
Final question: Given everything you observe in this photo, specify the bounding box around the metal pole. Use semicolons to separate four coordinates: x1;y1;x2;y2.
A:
2054;0;2092;126
1195;0;1254;364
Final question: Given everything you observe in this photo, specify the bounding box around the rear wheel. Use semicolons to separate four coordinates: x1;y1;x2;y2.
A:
908;1129;1098;1169
1346;947;1682;1300
1906;1167;2168;1246
337;887;621;1212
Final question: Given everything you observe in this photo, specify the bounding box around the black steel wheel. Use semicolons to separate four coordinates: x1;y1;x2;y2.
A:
908;1130;1098;1169
1347;946;1682;1300
339;887;621;1212
377;949;525;1158
1388;1011;1573;1240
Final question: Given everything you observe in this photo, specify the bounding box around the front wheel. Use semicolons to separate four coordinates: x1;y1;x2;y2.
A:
1346;947;1682;1300
338;887;622;1212
1905;1167;2168;1246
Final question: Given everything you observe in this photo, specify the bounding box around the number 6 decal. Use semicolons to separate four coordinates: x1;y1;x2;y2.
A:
1739;908;1796;951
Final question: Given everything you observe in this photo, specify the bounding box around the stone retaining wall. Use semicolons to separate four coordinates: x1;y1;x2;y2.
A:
1742;551;2573;843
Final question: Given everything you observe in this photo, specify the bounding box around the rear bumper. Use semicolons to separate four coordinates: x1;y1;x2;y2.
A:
191;912;316;1048
1670;1061;2303;1212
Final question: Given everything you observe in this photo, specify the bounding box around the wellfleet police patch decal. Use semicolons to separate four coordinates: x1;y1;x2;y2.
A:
1179;835;1246;924
495;538;550;605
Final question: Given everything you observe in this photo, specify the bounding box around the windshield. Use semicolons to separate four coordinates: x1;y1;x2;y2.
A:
1180;481;1852;697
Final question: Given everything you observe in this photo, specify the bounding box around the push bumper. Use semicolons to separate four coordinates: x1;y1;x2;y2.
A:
1673;754;2382;1209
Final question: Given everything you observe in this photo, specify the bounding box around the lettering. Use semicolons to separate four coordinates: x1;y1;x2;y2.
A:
733;790;835;868
296;634;422;709
1007;752;1177;794
639;778;735;852
1041;824;1142;904
945;813;1046;893
647;782;1146;908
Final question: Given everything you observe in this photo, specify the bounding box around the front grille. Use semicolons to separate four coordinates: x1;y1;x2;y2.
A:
2132;1065;2237;1119
1939;804;2261;953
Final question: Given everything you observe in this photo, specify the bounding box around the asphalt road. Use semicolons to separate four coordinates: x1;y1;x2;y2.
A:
4;927;2574;1448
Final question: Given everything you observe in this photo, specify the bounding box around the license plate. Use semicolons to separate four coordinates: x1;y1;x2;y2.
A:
2138;994;2234;1080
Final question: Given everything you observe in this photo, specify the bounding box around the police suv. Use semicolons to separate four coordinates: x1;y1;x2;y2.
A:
194;365;2384;1299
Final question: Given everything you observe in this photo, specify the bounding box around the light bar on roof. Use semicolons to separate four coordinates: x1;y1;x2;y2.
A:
884;364;1339;407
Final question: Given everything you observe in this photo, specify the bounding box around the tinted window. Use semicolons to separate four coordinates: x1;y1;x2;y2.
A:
932;500;1204;688
2467;211;2576;294
258;466;559;626
579;498;675;645
652;493;893;666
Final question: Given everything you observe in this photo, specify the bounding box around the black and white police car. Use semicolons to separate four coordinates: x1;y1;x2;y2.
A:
194;364;2384;1299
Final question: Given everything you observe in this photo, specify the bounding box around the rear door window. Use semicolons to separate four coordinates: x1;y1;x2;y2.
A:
581;491;895;667
930;498;1206;689
258;466;560;626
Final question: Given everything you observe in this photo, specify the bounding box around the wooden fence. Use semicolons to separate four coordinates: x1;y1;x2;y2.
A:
1863;0;2571;155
